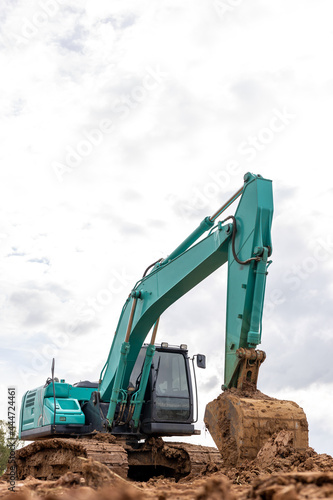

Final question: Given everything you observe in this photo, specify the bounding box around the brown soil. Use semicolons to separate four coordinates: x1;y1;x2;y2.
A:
10;435;222;484
2;392;332;500
2;430;333;499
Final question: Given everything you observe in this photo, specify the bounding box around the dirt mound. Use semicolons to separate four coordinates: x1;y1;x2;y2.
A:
195;475;236;500
88;432;117;444
227;383;276;400
219;430;333;486
253;430;333;474
0;485;143;500
250;472;333;499
0;459;143;499
2;430;333;499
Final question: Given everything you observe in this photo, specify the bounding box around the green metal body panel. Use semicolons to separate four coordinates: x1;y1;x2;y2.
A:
43;398;85;425
44;382;97;402
19;383;96;437
224;175;273;387
44;383;69;398
99;173;273;425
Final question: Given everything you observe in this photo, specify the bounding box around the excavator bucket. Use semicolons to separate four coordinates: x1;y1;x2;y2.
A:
204;390;309;465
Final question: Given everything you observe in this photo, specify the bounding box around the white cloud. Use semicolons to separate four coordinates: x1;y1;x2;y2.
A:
1;0;333;457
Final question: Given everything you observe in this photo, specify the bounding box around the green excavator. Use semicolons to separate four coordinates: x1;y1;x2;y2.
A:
15;173;308;480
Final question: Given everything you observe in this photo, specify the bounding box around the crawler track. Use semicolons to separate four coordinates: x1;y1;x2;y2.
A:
14;436;222;481
167;442;223;476
14;437;128;480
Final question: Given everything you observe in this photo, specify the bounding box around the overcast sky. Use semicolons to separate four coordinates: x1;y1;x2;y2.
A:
1;0;333;456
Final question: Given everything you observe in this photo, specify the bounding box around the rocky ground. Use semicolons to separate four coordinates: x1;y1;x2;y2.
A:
1;430;333;500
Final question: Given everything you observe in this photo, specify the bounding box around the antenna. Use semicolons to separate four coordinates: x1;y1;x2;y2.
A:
51;358;56;431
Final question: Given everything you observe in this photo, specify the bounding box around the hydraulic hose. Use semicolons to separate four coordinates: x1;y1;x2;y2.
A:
222;215;261;265
142;258;163;277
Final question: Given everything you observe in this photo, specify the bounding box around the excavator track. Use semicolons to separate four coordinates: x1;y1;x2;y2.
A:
124;438;223;480
166;442;223;476
13;436;222;482
14;437;128;480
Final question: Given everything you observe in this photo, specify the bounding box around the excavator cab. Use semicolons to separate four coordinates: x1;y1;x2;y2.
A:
19;344;204;441
128;344;203;436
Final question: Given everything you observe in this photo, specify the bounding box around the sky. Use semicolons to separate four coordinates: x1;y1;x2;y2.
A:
0;0;333;456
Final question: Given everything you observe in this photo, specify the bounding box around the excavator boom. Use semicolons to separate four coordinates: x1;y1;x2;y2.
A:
99;172;274;428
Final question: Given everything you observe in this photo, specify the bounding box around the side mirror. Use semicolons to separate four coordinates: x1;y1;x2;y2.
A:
196;354;206;369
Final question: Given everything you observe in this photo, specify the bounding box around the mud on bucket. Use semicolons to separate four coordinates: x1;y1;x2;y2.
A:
204;390;309;466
